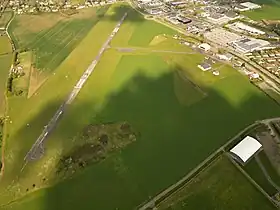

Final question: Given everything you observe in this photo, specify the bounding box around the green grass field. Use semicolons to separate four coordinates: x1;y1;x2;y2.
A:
0;54;12;116
243;0;280;20
157;155;276;210
128;20;176;46
1;5;280;210
0;11;13;28
0;36;12;55
244;156;278;195
258;151;280;187
8;6;109;72
111;10;176;47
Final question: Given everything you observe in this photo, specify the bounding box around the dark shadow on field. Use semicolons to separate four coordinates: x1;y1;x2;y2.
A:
3;66;280;210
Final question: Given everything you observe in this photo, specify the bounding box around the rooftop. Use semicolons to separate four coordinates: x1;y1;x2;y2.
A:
230;136;262;163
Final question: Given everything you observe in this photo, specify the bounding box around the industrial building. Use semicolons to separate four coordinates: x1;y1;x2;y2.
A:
227;22;265;35
207;12;239;25
204;28;242;47
230;136;262;165
235;1;261;11
217;53;233;61
198;43;211;51
177;16;192;24
231;38;270;53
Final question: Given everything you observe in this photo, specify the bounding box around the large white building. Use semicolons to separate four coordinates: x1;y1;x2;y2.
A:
230;136;262;164
235;2;261;11
231;38;270;53
228;22;265;35
198;43;211;51
207;13;240;25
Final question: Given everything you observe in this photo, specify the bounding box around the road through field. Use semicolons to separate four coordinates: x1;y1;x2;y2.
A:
23;12;128;163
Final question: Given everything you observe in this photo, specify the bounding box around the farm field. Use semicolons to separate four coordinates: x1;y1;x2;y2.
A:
0;54;12;116
258;151;280;186
0;36;12;54
8;6;109;72
157;155;276;210
243;0;280;20
243;150;280;195
2;5;280;210
244;156;277;195
0;11;13;28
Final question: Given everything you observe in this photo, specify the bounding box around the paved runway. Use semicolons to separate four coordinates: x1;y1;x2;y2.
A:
24;12;128;162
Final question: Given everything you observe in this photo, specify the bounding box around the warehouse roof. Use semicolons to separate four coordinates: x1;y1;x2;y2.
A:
230;136;262;163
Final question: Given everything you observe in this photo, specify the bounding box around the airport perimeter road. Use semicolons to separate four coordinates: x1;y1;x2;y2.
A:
24;12;128;162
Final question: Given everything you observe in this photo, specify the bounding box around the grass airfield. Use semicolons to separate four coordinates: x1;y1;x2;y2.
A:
1;4;280;210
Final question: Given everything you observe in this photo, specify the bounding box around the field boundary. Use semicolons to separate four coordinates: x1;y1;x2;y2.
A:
137;121;268;209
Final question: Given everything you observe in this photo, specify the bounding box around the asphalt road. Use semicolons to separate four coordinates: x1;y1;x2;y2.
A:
24;12;128;162
114;47;196;54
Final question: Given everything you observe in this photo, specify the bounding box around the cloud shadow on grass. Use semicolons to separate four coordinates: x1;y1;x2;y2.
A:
2;64;280;210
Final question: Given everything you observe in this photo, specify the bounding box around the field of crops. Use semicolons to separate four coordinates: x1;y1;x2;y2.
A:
0;36;12;54
1;5;280;210
157;155;276;210
0;54;12;116
0;11;13;28
8;6;109;72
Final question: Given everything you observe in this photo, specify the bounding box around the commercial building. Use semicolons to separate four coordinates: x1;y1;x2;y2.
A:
177;16;192;24
235;2;261;11
198;43;211;51
230;136;262;165
231;38;270;53
241;2;261;10
204;28;242;47
207;12;239;25
217;53;233;61
228;22;265;35
147;8;162;15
